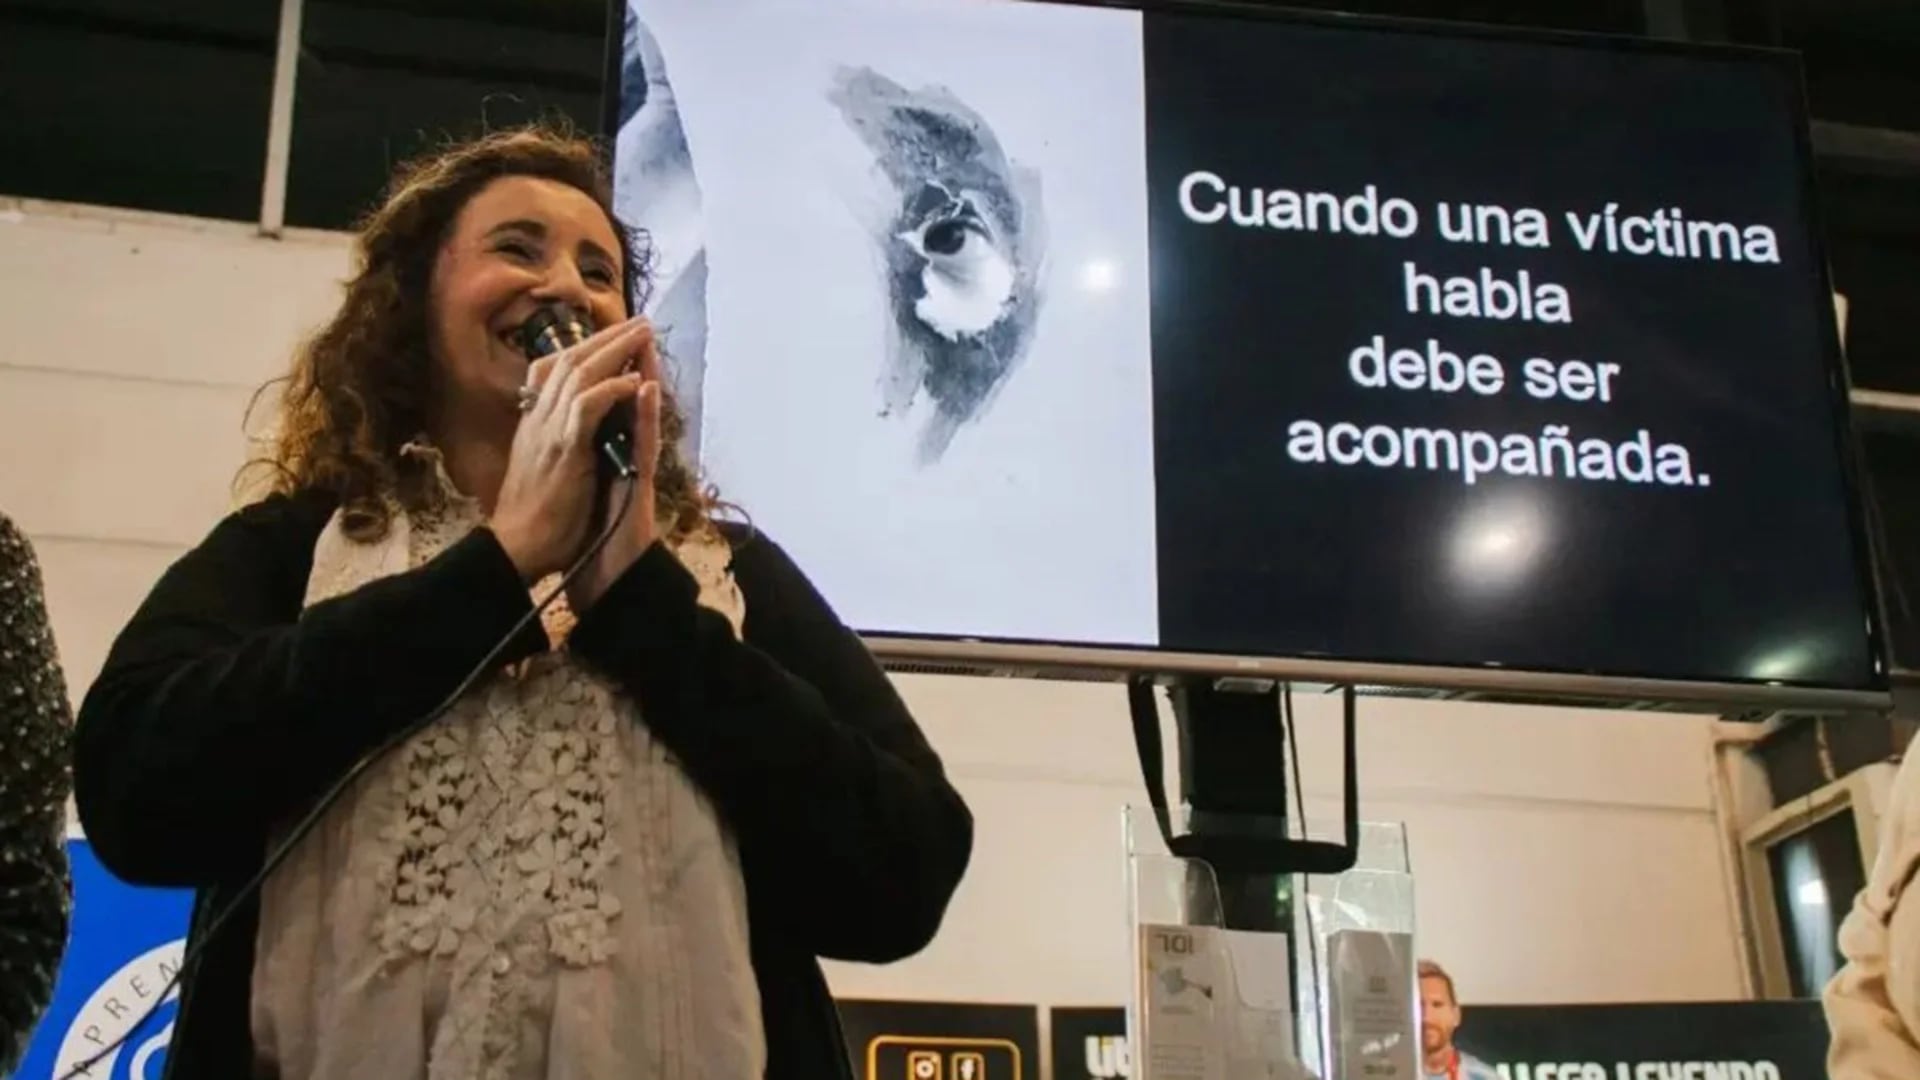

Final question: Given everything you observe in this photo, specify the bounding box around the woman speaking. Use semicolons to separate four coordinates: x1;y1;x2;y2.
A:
72;127;973;1080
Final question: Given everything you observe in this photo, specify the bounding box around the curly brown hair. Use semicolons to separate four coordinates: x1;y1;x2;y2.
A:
241;123;714;542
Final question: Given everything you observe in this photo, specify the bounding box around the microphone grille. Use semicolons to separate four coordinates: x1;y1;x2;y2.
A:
515;304;595;359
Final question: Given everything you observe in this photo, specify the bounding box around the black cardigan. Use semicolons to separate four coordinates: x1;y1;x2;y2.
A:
72;490;972;1080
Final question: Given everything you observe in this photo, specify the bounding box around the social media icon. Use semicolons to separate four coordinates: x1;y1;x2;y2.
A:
952;1050;985;1080
908;1049;942;1080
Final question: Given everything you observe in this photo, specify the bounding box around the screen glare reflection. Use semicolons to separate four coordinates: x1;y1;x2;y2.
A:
1448;494;1551;595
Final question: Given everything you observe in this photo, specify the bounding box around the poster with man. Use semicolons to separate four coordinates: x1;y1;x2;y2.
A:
1421;959;1501;1080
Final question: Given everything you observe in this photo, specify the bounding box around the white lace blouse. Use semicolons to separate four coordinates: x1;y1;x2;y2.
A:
249;455;765;1080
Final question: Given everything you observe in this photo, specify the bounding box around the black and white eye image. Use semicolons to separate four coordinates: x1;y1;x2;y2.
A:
612;0;1156;647
829;66;1048;465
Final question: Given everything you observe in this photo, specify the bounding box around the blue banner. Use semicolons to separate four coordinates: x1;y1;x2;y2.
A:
10;839;193;1080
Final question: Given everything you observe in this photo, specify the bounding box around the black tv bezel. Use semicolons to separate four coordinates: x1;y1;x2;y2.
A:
597;0;1888;711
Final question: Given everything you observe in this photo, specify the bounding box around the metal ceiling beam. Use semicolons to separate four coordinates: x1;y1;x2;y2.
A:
259;0;304;237
1814;121;1920;174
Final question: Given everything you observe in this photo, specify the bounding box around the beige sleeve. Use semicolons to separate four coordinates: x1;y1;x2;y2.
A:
1826;750;1920;1079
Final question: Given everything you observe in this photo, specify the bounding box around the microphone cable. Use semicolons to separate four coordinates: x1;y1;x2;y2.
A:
58;473;639;1080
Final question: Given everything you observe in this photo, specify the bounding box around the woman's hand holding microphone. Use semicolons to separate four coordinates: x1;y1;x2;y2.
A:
487;315;665;612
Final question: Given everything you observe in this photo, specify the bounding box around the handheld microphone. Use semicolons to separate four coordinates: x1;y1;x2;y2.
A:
515;304;637;483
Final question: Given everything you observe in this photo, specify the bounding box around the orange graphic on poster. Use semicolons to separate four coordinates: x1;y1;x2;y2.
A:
865;1036;1022;1080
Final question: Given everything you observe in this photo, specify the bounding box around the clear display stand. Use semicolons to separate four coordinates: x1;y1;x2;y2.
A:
1125;808;1417;1080
1125;804;1313;1080
1294;822;1418;1080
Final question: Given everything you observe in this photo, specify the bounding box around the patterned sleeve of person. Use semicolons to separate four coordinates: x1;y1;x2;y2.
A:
0;511;75;1072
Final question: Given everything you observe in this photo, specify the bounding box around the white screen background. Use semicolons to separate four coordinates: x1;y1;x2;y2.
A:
623;0;1160;646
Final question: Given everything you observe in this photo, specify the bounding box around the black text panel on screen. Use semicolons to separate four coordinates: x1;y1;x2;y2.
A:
600;0;1884;712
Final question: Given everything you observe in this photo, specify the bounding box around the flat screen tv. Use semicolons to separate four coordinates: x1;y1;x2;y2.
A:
604;0;1887;709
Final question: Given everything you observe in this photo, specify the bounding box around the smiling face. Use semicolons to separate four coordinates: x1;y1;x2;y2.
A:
426;175;631;432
